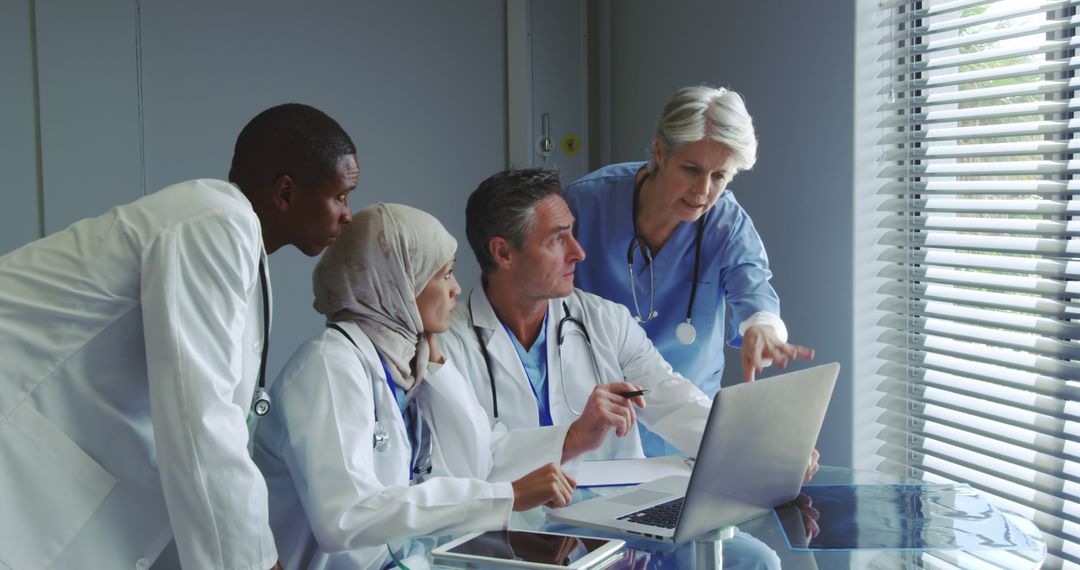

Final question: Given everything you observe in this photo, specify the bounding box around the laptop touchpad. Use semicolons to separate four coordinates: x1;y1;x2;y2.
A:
609;489;672;506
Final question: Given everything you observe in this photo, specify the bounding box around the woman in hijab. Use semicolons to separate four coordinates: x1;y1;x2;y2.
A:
253;203;576;569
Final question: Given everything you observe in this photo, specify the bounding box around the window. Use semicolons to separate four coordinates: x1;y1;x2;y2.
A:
873;1;1078;567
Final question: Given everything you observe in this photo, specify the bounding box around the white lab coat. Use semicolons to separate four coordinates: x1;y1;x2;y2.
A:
252;322;567;570
0;180;276;569
442;287;713;461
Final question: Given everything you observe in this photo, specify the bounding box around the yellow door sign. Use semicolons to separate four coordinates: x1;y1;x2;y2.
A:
560;134;582;156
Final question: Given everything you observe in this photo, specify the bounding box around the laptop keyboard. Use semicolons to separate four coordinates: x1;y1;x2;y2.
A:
617;497;685;529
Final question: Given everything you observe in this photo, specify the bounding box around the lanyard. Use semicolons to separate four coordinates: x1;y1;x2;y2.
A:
376;351;405;416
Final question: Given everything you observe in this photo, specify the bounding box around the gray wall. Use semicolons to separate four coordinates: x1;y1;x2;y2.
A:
605;0;856;467
136;1;505;379
1;0;506;381
1;1;860;566
0;0;42;254
35;0;143;233
0;3;505;568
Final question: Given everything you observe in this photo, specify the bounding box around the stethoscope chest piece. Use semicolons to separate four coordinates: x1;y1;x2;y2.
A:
324;322;394;453
252;389;271;417
675;321;697;345
373;421;390;452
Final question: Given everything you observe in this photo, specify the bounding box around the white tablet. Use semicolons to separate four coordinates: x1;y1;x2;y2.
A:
431;530;625;569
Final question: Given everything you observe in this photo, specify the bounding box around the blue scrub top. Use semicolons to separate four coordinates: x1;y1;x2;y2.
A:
564;161;782;398
503;312;554;427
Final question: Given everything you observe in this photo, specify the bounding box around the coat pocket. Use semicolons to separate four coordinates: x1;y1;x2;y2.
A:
0;402;117;569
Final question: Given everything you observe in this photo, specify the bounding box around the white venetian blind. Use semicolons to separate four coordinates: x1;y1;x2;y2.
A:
875;1;1080;567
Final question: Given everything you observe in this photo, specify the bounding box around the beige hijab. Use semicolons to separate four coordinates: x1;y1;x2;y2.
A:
313;203;457;390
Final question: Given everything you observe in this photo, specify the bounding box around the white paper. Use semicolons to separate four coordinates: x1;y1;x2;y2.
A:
572;456;695;488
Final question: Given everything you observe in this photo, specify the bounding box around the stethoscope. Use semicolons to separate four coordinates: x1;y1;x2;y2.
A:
327;323;432;479
327;323;390;450
251;259;272;417
628;170;705;345
470;295;605;419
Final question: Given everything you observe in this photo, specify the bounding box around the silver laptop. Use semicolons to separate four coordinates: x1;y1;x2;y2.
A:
547;362;839;544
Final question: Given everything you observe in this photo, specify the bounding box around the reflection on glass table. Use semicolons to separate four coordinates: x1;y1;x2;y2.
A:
737;467;1046;570
774;485;1035;552
380;467;1045;570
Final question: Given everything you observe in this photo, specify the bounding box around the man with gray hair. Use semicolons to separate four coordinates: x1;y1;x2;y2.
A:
443;167;712;464
442;167;787;569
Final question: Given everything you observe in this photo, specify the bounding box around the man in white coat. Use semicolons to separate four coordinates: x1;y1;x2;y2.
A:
442;168;716;461
443;168;822;467
0;103;358;570
443;168;817;569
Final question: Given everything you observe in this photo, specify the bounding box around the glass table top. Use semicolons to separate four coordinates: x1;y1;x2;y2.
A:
386;466;1046;570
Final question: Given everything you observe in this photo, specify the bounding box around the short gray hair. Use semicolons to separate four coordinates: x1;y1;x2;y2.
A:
466;168;562;274
647;86;757;174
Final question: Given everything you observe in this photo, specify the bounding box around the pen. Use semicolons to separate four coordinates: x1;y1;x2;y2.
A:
618;389;648;398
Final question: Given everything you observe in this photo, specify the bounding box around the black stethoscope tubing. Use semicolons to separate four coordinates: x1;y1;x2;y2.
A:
327;323;392;452
557;301;591;346
470;296;500;419
470;297;594;420
251;259;272;416
629;169;706;327
326;322;431;477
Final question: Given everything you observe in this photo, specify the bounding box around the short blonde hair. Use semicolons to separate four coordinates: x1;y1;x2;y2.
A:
648;86;757;174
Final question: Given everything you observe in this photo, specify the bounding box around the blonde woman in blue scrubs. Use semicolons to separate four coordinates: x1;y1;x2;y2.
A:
563;86;815;457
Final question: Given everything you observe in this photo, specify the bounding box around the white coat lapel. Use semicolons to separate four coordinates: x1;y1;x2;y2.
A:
546;293;601;425
545;297;567;422
469;288;540;426
343;321;412;481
